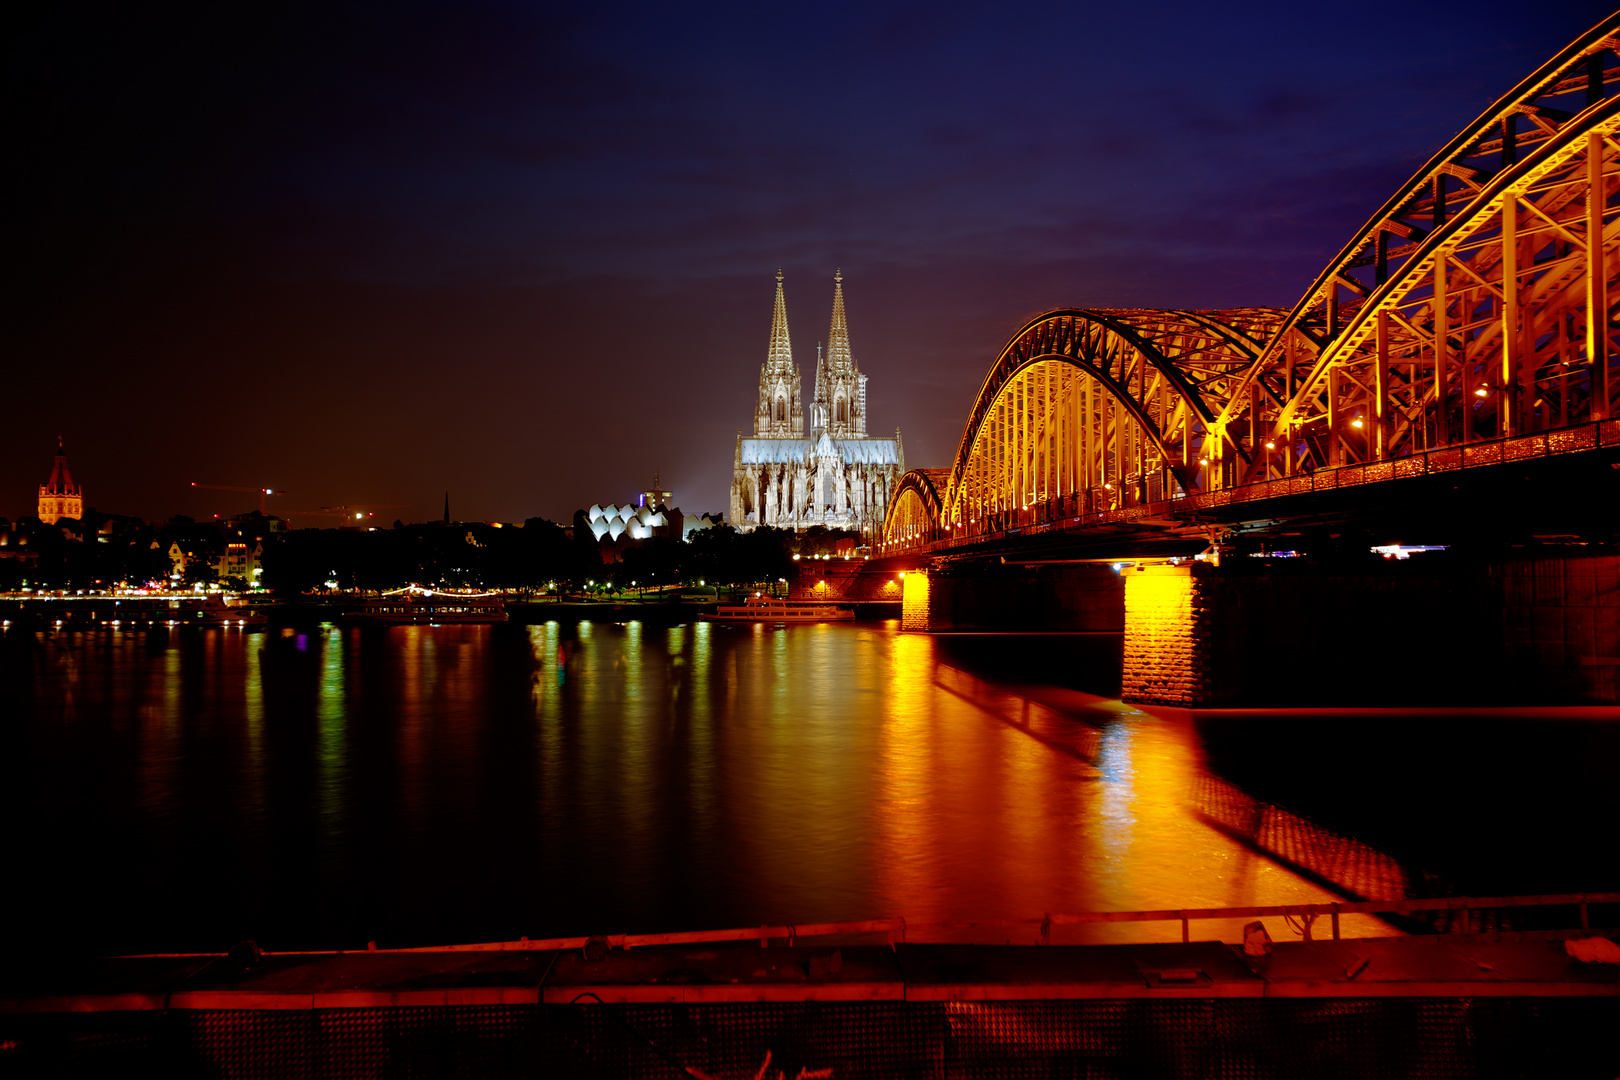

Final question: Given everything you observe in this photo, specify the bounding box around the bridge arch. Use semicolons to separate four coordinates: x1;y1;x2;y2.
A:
1211;15;1620;482
881;468;948;546
881;13;1620;553
935;308;1285;534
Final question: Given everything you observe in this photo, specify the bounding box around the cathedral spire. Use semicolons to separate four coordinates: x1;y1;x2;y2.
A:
826;269;852;369
754;269;803;437
814;270;862;435
45;435;76;494
766;268;793;372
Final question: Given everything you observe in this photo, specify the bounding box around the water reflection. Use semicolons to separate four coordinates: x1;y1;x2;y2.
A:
315;625;346;830
4;620;1608;958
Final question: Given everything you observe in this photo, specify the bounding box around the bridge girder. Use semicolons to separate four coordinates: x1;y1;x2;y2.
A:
1215;18;1620;484
887;468;947;546
882;13;1620;552
936;308;1284;527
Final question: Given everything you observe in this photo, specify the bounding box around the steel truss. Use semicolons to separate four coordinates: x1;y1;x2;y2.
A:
887;468;948;546
882;13;1620;549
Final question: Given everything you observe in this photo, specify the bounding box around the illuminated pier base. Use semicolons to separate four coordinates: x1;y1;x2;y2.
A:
900;570;932;631
900;565;1124;634
1121;564;1223;707
898;553;1617;705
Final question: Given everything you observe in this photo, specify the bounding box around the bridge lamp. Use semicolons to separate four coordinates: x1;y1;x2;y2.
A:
1351;418;1365;429
1265;441;1276;450
1475;386;1490;397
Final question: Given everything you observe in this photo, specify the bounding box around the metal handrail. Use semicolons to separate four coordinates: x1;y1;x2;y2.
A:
883;416;1620;556
106;891;1611;957
385;892;1617;952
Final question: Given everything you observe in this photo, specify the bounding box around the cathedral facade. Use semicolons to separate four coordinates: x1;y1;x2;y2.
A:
730;271;903;537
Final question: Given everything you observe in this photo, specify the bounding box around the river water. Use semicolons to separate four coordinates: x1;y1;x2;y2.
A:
3;619;1614;957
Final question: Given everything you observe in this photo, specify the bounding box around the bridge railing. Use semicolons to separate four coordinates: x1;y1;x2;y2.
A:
882;415;1620;556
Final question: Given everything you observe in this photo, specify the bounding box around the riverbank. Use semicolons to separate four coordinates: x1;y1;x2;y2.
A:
4;935;1616;1077
241;598;903;626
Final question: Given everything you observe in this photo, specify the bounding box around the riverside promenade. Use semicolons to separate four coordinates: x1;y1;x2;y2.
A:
5;903;1617;1078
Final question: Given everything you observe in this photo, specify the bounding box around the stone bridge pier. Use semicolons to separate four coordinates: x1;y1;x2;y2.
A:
900;554;1619;706
900;563;1123;634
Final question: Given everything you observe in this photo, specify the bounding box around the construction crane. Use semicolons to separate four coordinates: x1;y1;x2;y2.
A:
190;482;285;515
281;504;413;527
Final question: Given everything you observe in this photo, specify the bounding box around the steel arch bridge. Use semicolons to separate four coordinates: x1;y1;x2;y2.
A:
882;13;1620;552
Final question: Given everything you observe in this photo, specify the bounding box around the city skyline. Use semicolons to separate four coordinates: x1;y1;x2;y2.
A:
4;7;1619;1068
4;0;1610;525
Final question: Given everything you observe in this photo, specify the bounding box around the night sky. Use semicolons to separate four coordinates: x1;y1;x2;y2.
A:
5;0;1610;526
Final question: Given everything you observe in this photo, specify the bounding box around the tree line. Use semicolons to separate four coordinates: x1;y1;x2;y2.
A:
1;512;857;594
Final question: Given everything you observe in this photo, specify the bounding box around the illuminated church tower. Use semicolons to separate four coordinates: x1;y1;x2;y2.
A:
811;270;866;437
754;270;804;437
730;270;903;537
38;436;83;524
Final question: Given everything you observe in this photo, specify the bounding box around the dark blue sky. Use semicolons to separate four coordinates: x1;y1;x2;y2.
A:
4;0;1610;524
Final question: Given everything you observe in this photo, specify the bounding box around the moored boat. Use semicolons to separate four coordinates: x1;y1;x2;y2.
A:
705;596;854;623
344;594;507;624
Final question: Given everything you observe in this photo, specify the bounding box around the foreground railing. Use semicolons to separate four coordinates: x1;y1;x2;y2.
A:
380;893;1617;953
106;892;1614;958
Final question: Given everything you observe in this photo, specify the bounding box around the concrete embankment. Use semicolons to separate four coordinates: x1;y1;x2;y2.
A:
253;599;901;627
505;600;901;624
4;937;1616;1076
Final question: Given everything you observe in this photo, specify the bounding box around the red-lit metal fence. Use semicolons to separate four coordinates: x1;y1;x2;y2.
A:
117;892;1619;960
378;893;1619;954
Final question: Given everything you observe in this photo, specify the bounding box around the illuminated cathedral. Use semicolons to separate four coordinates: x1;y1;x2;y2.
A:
37;437;83;524
729;271;904;537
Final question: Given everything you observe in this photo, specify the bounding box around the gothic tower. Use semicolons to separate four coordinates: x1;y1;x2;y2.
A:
811;270;864;438
754;270;803;437
731;268;901;537
38;436;83;524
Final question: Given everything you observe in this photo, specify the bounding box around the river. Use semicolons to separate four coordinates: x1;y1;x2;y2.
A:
2;618;1614;957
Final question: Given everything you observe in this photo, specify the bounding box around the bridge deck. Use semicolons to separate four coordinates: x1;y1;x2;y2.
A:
885;416;1620;562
